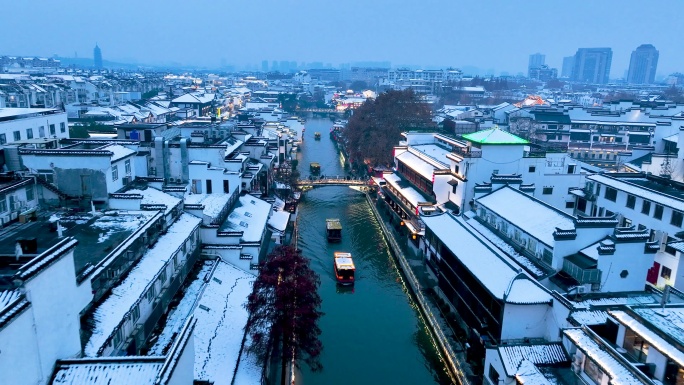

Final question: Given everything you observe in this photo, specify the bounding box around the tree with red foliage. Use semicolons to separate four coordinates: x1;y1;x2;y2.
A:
343;89;432;168
244;245;323;385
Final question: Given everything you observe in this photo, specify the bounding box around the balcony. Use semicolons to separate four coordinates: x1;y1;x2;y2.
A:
451;146;482;158
562;253;601;284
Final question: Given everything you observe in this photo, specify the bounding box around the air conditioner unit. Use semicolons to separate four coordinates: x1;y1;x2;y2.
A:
577;286;586;294
10;212;18;221
1;215;9;225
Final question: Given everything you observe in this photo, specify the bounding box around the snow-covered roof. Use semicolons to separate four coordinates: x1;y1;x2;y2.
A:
193;262;255;385
396;151;437;181
421;213;551;304
476;186;575;248
85;214;201;356
563;328;646;385
51;359;164;385
148;262;213;355
498;343;567;376
126;187;181;215
222;195;271;242
268;210;290;232
410;144;451;166
570;310;609;326
573;294;657;309
588;174;684;211
515;360;553;385
610;309;684;367
0;290;20;314
101;144;136;163
465;217;544;277
384;173;430;208
633;307;684;346
184;194;231;220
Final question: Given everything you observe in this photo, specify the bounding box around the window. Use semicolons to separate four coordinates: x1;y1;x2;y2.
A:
583;357;605;384
604;187;617;202
25;186;34;201
206;180;213;194
49;124;56;135
0;134;5;144
596;184;601;195
146;286;156;302
124;159;131;174
38;126;45;138
623;328;650;363
0;197;6;212
131;304;140;322
528;165;536;173
542;187;553;195
13;131;20;141
567;165;575;174
113;328;123;348
112;165;119;181
662;266;672;280
654;204;664;220
60;122;66;133
26;128;33;139
626;195;636;209
672;211;684;227
223;180;230;193
488;365;500;384
642;200;651;215
160;268;167;284
542;249;553;266
565;201;575;209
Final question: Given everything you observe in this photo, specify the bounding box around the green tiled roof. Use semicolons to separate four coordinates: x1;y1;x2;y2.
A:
462;127;529;145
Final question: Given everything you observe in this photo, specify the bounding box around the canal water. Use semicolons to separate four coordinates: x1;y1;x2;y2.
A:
295;117;451;385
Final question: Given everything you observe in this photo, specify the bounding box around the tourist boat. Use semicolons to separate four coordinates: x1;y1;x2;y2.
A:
314;132;321;140
333;252;355;285
326;218;342;242
310;162;321;174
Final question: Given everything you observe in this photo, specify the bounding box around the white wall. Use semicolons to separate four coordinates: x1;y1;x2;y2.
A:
0;308;43;385
501;303;550;341
0;110;69;144
23;247;82;380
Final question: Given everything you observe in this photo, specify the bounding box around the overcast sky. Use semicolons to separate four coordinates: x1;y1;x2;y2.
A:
1;0;682;77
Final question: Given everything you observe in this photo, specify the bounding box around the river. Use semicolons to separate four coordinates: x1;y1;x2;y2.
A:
294;116;452;385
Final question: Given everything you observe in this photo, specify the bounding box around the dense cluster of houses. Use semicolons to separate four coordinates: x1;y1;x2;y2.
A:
376;121;684;384
0;94;303;384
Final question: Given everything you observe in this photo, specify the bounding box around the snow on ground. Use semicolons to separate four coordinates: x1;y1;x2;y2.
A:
465;217;545;277
148;262;215;355
193;261;255;385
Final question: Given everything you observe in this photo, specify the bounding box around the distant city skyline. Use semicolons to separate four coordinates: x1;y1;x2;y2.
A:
1;0;683;78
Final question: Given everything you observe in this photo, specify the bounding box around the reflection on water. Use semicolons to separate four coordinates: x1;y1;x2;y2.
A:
295;171;450;384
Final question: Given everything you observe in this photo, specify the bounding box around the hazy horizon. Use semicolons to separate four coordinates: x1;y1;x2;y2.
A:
1;0;682;77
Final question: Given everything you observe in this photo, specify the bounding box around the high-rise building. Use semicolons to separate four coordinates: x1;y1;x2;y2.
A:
571;48;612;84
261;60;269;72
627;44;659;84
93;43;103;69
561;56;574;78
528;53;545;75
